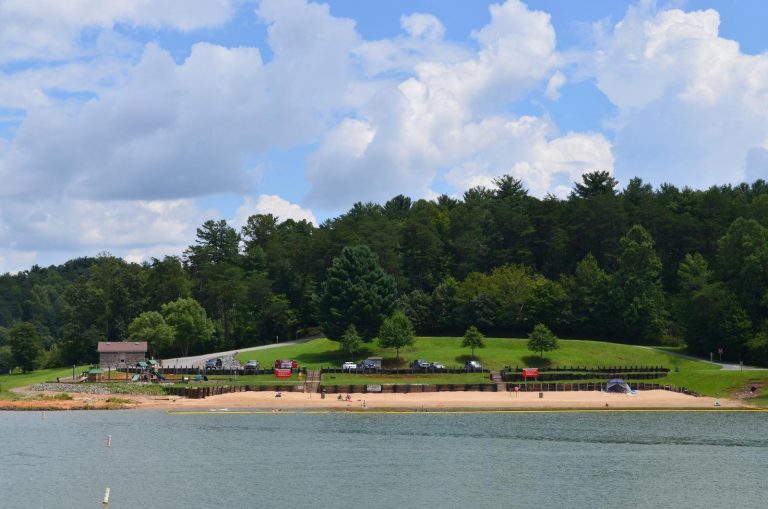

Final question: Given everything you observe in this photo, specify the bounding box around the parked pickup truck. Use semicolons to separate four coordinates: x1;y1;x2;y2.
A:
465;360;482;371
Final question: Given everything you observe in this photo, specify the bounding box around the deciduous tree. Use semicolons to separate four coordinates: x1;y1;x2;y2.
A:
461;325;485;359
377;311;415;360
161;298;214;357
128;311;175;358
340;324;363;356
527;323;559;359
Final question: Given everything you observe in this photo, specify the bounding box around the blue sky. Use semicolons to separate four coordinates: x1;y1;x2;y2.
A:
0;0;767;272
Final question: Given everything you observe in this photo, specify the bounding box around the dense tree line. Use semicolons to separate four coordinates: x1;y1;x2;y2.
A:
2;171;768;371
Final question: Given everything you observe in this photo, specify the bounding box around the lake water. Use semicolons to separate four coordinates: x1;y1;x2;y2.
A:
1;410;766;509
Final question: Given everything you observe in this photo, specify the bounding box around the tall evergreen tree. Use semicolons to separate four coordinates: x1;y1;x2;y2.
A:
316;245;397;340
614;225;668;343
8;322;42;372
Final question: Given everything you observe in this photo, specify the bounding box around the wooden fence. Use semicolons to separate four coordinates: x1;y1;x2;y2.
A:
161;381;700;399
164;384;307;399
501;372;668;382
503;365;670;374
119;367;307;376
321;367;490;375
504;382;700;396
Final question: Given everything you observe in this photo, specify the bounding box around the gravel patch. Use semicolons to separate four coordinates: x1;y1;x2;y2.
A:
31;383;111;395
29;383;165;395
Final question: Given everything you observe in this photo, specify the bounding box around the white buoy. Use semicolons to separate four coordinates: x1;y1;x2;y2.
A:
107;435;112;447
102;487;110;506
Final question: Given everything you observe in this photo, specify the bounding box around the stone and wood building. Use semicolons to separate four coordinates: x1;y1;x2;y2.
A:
98;341;147;369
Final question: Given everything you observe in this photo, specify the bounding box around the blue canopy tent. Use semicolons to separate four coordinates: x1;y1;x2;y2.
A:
605;378;632;393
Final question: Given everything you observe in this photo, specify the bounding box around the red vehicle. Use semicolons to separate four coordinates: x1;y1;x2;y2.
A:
274;359;298;369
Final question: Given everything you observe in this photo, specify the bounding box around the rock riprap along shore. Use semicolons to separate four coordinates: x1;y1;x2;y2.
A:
29;383;159;395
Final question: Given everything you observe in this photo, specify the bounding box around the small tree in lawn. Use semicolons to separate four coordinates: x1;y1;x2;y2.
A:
377;311;415;360
340;324;363;356
527;323;559;359
462;325;485;359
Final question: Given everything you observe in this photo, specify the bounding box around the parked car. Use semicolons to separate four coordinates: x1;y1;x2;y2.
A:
431;362;445;370
205;358;221;370
411;359;430;369
360;360;378;370
342;361;358;370
244;360;260;372
465;360;482;371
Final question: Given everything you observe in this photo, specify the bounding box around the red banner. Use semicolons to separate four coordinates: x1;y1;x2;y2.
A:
522;368;539;378
275;369;292;378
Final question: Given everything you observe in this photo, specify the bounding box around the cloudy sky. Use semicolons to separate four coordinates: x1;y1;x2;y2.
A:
1;0;767;273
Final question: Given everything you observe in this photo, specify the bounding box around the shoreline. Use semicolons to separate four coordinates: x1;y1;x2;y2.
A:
0;389;757;412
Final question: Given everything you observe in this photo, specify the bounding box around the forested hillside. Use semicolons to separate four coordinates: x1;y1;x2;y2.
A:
2;171;767;369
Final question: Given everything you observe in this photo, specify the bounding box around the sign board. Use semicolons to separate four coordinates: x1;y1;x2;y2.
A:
275;369;292;378
366;385;382;393
522;368;539;379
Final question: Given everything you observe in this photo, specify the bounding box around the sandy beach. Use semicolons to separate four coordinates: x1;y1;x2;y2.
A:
148;389;748;411
3;388;751;411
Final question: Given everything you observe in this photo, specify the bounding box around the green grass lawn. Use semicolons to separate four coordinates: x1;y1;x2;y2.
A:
0;365;89;400
661;366;768;398
237;337;681;371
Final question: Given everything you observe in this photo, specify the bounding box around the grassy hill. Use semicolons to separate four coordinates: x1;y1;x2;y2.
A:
237;337;768;402
237;336;686;370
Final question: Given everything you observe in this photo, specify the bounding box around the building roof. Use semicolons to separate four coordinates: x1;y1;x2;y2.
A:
97;341;147;353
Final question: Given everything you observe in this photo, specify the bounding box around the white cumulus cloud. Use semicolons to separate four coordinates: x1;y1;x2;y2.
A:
0;0;234;63
306;0;611;209
591;3;768;187
233;195;317;229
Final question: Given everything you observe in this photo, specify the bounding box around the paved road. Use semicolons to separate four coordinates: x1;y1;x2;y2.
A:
162;337;317;368
644;347;767;371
